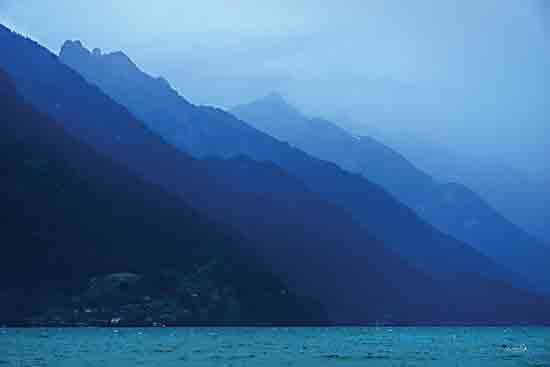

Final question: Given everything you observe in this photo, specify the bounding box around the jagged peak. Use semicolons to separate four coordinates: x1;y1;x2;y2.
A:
60;40;139;72
60;40;88;56
58;40;178;96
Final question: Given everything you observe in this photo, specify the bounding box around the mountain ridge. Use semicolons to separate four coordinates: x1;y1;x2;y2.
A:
57;39;532;293
1;26;548;323
232;93;550;295
2;25;456;324
0;68;327;326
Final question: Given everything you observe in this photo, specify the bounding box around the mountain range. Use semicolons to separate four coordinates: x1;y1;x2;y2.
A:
232;93;550;295
56;40;513;286
359;128;550;245
58;39;550;296
0;68;326;326
1;24;549;324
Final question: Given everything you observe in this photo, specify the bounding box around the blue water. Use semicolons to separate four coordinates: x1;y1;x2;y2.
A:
1;327;549;366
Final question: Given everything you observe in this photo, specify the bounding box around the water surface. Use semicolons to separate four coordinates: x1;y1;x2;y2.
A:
1;327;549;366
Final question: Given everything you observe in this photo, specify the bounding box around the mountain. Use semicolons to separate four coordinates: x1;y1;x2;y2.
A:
232;94;550;295
0;69;327;326
0;33;452;325
1;26;549;324
56;40;526;288
233;93;433;193
55;37;550;320
360;129;550;245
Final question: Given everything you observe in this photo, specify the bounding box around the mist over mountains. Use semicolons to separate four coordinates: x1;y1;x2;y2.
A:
356;128;550;245
232;94;550;293
0;69;326;326
2;0;548;180
1;16;549;326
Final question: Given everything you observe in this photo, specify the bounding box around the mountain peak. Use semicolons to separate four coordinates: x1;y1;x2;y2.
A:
262;92;288;105
60;40;139;74
232;92;305;124
249;92;304;119
60;40;89;58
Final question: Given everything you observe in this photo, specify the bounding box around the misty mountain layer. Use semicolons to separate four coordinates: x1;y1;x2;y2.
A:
0;25;459;324
1;25;549;324
361;129;550;245
0;69;327;326
56;39;544;298
232;94;550;295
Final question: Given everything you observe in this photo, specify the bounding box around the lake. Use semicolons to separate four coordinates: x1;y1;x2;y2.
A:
1;327;549;366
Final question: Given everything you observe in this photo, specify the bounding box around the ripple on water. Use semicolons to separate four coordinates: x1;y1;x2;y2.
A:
1;327;549;367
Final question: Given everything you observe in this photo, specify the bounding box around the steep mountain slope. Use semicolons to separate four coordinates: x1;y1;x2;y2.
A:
0;26;454;325
364;129;550;244
56;39;539;293
233;93;434;196
0;26;548;323
232;94;550;295
0;70;327;326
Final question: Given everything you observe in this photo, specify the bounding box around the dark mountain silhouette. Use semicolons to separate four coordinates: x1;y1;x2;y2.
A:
1;26;549;323
56;39;538;291
0;69;327;326
232;94;550;295
0;28;453;325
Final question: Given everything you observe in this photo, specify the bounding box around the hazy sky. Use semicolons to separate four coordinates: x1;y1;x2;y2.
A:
1;0;549;178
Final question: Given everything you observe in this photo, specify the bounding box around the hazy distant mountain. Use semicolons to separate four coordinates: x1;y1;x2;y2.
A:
0;69;327;326
361;129;550;245
232;94;550;295
55;37;550;317
234;92;435;194
0;25;455;325
56;39;534;291
2;26;548;323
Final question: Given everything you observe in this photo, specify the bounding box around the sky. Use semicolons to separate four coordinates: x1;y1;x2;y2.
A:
1;0;549;178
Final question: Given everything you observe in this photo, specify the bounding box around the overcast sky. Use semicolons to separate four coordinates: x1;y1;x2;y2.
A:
1;0;549;178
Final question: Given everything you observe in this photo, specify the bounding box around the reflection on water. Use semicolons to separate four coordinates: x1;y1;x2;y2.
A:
1;327;549;366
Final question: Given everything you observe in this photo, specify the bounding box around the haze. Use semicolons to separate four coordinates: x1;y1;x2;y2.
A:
2;0;548;178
